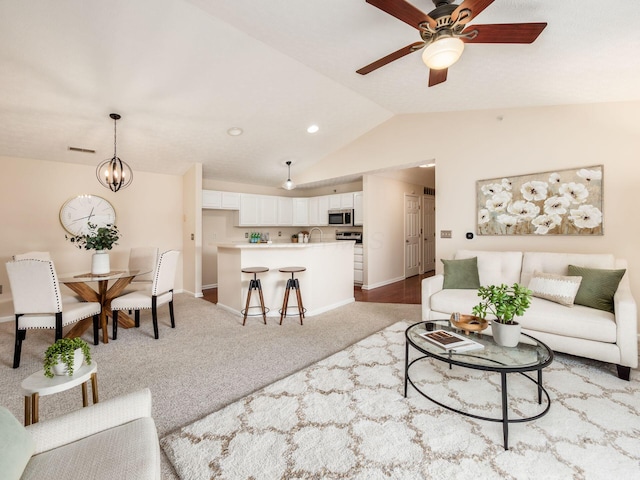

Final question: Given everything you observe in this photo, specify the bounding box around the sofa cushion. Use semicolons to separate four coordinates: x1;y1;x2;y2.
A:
22;417;159;480
0;406;35;480
441;257;480;289
528;271;582;306
521;252;615;287
430;289;482;320
455;250;522;286
568;265;626;314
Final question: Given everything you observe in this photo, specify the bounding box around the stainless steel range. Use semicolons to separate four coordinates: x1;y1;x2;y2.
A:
335;231;362;243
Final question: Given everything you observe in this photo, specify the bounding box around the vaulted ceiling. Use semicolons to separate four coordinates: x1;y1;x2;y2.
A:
1;0;639;188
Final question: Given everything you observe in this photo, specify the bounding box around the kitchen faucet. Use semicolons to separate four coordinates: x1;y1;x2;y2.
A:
309;227;323;242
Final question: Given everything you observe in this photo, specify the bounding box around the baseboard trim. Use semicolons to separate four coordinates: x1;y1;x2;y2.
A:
216;297;355;318
362;276;405;291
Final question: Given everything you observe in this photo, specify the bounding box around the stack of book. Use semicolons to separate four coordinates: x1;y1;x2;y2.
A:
419;329;484;352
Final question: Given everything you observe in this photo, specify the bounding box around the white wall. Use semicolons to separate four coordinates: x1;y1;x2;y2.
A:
305;100;640;328
0;156;184;302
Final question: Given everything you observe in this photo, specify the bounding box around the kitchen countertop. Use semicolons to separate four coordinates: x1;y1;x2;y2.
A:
216;241;351;249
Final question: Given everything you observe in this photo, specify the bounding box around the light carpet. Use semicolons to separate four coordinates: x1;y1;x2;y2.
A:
161;321;640;480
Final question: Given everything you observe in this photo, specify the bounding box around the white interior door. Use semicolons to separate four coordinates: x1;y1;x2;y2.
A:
423;195;435;272
405;194;420;278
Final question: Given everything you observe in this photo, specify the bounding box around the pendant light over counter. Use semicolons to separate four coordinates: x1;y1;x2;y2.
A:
282;160;295;190
96;113;133;192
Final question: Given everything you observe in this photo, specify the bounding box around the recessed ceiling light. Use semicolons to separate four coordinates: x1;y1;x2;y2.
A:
307;124;319;134
227;127;243;136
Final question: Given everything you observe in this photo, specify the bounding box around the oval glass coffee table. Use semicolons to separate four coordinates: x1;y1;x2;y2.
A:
405;320;553;450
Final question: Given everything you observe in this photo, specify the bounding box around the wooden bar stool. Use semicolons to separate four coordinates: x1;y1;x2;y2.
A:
279;266;306;325
241;267;269;325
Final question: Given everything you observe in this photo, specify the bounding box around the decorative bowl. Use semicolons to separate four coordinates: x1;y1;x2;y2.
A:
450;313;489;335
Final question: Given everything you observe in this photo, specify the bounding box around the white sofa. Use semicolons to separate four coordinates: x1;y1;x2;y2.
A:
422;250;638;380
1;388;160;480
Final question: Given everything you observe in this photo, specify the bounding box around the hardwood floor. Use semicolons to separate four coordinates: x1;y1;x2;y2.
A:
201;271;434;305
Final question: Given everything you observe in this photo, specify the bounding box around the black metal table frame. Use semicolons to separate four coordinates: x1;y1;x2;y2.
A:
404;321;553;450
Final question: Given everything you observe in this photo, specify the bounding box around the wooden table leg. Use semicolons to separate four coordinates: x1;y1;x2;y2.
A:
91;372;99;404
24;396;31;426
82;381;88;407
32;393;39;424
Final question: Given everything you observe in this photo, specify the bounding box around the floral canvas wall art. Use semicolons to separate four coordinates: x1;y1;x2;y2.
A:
477;165;603;235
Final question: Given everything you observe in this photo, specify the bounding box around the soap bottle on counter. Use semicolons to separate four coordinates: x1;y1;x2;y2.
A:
298;232;303;243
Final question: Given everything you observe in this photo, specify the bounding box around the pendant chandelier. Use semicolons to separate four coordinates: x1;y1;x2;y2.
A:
282;160;295;190
96;113;133;192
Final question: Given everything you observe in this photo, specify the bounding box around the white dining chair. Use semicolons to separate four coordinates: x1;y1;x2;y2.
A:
128;247;159;284
111;250;180;340
12;251;81;303
5;259;102;368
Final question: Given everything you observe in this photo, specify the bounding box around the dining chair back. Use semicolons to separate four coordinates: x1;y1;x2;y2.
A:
111;250;180;340
13;251;51;261
128;247;159;283
5;259;102;368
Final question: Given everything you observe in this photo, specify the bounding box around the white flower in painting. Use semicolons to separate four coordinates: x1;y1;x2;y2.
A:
481;183;503;196
507;200;539;219
531;214;562;235
569;205;602;229
497;214;519;227
559;182;589;204
485;191;512;212
543;196;571;215
549;173;561;185
501;178;512;191
521;181;548;202
478;209;490;224
577;169;602;182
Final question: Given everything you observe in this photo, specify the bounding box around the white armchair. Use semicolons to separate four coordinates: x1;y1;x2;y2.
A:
2;388;161;480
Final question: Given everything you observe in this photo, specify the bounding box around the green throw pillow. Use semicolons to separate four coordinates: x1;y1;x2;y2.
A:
568;265;626;313
442;257;480;289
0;406;35;480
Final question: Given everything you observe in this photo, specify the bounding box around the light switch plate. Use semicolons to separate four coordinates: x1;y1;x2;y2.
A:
440;230;452;238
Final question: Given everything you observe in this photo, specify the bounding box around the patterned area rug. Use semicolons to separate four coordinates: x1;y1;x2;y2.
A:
161;321;640;479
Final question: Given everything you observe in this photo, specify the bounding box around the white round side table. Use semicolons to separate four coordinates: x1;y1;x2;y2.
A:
20;361;99;426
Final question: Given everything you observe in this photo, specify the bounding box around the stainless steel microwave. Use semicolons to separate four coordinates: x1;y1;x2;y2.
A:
328;209;353;226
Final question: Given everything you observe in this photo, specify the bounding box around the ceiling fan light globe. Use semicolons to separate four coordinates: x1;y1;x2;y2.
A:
282;179;295;190
422;37;464;70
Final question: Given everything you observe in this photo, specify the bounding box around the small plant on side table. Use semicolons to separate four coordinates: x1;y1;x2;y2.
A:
44;338;92;378
472;283;532;324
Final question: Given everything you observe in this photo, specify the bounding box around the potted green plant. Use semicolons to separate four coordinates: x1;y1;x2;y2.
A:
66;222;120;274
472;283;532;347
44;338;92;378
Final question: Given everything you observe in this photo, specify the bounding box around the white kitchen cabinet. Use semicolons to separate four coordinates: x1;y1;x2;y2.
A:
328;192;355;209
293;198;309;226
308;197;319;225
202;190;241;210
317;195;329;226
277;197;293;225
328;194;342;209
260;195;278;225
353;191;363;226
354;244;363;284
237;194;260;225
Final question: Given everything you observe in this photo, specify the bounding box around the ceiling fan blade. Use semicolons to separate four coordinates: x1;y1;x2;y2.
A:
451;0;496;24
461;23;547;44
357;42;424;75
366;0;436;30
428;68;448;87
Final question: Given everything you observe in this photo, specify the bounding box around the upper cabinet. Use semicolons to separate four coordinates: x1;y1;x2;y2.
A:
293;198;309;226
202;190;240;210
277;197;293;225
353;192;363;226
329;193;354;209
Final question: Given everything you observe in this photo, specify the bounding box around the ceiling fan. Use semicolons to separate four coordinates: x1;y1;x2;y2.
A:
357;0;547;87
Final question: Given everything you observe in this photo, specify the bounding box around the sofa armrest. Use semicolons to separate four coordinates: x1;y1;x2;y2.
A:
26;388;153;455
422;275;444;321
614;281;638;369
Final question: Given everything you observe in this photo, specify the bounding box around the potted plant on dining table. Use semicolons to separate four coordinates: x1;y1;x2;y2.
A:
66;222;120;274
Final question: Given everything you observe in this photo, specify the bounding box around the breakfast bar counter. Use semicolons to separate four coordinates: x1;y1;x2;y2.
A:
216;241;355;318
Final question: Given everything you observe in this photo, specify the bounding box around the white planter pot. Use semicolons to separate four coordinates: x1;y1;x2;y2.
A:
52;348;85;376
491;320;521;348
91;250;110;274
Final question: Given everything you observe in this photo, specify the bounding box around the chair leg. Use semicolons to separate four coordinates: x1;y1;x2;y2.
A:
280;280;291;325
55;312;63;340
92;314;99;345
112;310;119;340
617;365;631;381
13;315;25;369
135;310;140;327
152;296;159;339
169;299;175;328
